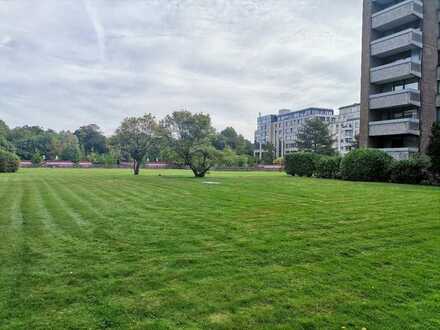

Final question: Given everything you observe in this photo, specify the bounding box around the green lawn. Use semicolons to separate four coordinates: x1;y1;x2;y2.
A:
1;169;439;329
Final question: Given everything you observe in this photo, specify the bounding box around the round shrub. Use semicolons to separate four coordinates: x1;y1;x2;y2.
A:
0;149;20;173
315;156;342;179
285;152;317;177
340;148;393;182
390;155;431;185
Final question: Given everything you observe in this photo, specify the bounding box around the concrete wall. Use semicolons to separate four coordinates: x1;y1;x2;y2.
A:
420;0;439;152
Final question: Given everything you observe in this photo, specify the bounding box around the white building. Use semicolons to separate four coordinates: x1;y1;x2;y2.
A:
255;108;335;159
332;103;360;155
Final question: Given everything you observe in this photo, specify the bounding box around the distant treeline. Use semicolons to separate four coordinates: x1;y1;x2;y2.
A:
0;113;256;169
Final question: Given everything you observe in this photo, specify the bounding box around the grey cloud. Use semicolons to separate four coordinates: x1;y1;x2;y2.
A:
0;0;362;139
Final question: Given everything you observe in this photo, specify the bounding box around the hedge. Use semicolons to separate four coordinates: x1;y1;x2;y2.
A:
0;149;20;173
315;156;342;179
340;149;393;182
390;155;431;185
285;152;317;177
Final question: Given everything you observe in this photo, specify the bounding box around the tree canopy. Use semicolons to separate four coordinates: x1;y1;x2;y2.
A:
162;111;218;178
114;114;160;175
74;124;107;155
296;118;335;156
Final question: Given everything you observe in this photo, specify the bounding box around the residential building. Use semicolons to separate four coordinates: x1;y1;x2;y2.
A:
332;103;361;155
360;0;440;160
254;108;334;159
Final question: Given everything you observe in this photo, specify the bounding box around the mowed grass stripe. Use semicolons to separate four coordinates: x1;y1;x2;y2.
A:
0;169;439;329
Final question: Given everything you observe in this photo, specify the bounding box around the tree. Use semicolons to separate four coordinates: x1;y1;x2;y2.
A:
74;124;107;155
261;143;275;164
161;111;217;178
428;123;440;176
114;114;159;175
213;127;254;156
296;118;335;155
0;120;9;138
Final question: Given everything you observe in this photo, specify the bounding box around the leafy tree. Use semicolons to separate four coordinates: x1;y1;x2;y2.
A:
53;132;81;162
296;118;335;156
114;114;160;175
31;152;43;166
8;126;58;160
213;127;254;156
0;120;10;138
428;123;440;176
261;143;275;164
161;111;216;178
74;124;107;155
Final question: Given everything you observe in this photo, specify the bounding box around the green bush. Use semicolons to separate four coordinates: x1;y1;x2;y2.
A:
315;156;342;179
0;149;20;173
390;155;431;185
31;152;43;166
340;148;393;182
285;152;317;177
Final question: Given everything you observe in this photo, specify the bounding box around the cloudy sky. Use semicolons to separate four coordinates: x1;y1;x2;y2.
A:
0;0;362;139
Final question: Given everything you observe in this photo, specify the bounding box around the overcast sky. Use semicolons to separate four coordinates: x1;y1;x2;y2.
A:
0;0;362;139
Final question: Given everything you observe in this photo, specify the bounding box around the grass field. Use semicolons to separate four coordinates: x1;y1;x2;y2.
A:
0;169;439;329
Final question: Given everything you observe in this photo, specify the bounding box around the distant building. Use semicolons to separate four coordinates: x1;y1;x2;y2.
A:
254;108;334;159
332;103;360;155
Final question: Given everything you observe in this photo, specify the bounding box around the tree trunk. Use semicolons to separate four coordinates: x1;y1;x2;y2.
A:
133;160;141;175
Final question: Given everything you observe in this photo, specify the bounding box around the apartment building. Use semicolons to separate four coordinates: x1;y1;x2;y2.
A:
332;103;361;155
254;108;334;159
360;0;440;160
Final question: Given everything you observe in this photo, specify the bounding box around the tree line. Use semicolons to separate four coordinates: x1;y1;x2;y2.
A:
0;111;256;177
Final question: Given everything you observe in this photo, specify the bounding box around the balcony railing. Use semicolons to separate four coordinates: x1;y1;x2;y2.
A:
379;147;419;160
369;89;421;110
372;0;423;31
369;118;420;137
370;58;421;84
371;29;423;58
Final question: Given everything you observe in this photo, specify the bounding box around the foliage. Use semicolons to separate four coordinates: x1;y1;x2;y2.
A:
273;157;285;166
260;143;275;165
114;114;160;175
0;119;9;138
31;152;43;166
315;156;342;179
0;149;20;173
74;124;107;155
213;127;254;156
161;111;217;177
0;136;15;153
296;118;335;155
216;148;253;168
340;148;393;182
390;155;431;185
285;152;317;177
427;123;440;176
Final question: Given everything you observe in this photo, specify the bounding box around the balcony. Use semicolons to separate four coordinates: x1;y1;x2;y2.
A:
370;58;421;84
369;118;420;137
372;0;423;31
370;89;420;110
371;29;422;58
379;147;419;160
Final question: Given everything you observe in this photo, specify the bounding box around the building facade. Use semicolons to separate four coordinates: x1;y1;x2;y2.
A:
332;103;361;155
254;108;334;159
360;0;440;160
